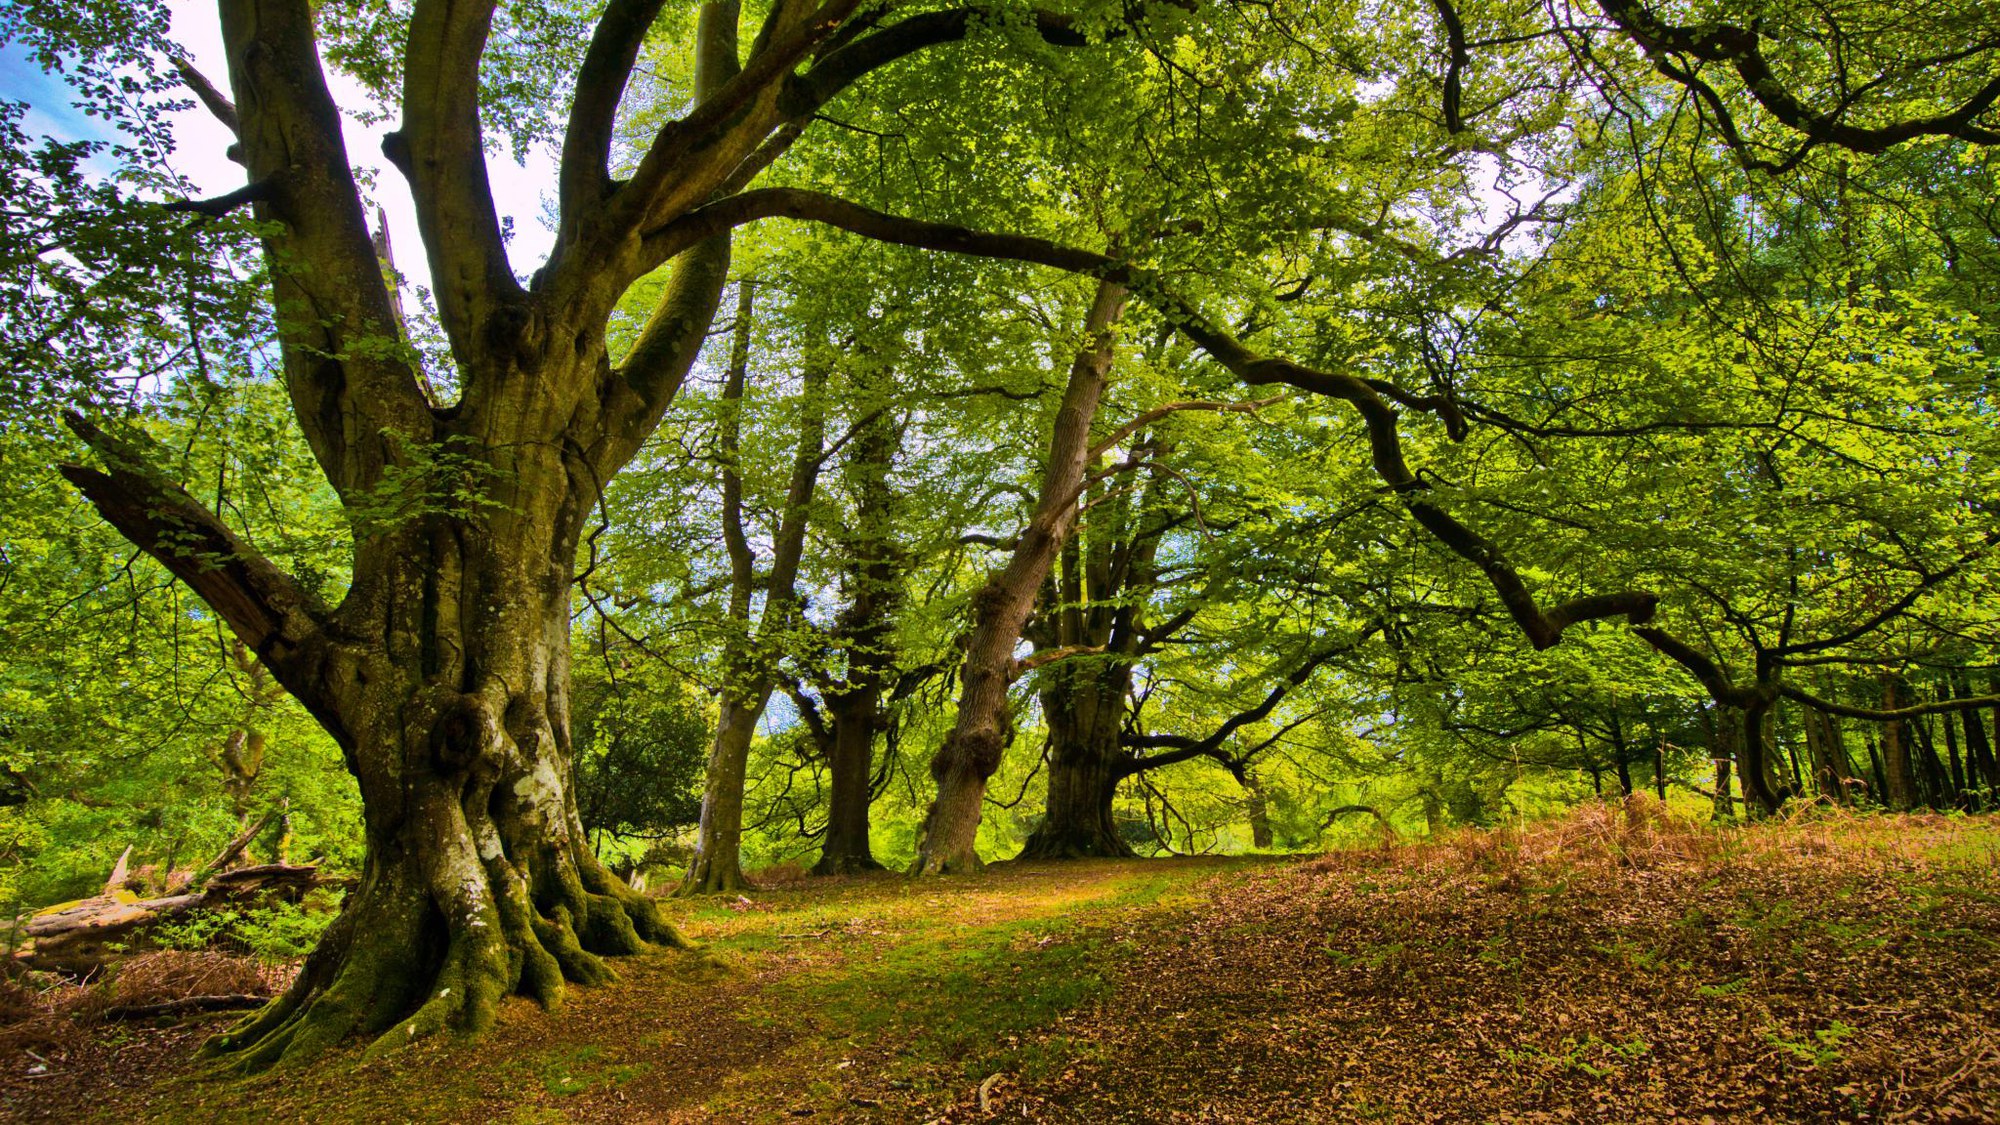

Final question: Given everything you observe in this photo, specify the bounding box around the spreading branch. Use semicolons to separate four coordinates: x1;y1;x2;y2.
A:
389;0;522;362
169;53;238;134
162;178;275;218
1088;394;1284;460
1778;684;2000;722
1012;644;1106;679
58;414;337;731
1594;0;2000;170
646;186;1658;651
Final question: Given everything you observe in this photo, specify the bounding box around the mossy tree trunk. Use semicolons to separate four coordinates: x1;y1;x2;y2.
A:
1016;463;1166;860
60;0;966;1064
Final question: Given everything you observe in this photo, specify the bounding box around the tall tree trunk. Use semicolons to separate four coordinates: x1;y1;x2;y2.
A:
1953;668;1999;793
1939;693;1968;797
189;446;692;1070
683;292;826;894
1881;675;1919;810
1801;704;1855;803
1610;710;1635;797
1710;707;1738;819
1912;714;1953;809
1735;699;1786;816
1018;458;1167;860
1019;680;1133;858
1243;772;1275;849
814;404;903;875
911;280;1128;875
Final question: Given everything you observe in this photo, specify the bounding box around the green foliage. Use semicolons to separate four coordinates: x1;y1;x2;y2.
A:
152;895;339;963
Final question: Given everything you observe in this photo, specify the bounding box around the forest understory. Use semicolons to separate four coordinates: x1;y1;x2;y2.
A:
2;804;1995;1124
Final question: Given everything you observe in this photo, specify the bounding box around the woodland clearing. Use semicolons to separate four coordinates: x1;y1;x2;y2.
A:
2;804;1995;1124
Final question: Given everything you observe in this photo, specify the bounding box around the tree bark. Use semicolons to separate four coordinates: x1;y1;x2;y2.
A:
813;403;904;876
682;290;826;894
1881;675;1919;810
1016;461;1166;860
911;280;1128;875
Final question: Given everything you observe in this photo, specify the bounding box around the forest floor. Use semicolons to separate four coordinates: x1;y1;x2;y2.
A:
3;802;1999;1123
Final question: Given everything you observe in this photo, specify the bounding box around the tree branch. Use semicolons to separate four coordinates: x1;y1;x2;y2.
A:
560;0;674;230
217;0;430;501
1087;394;1283;460
1778;684;2000;722
58;414;337;729
169;53;238;134
1012;644;1105;679
390;0;523;362
645;188;1659;651
1595;0;2000;168
162;178;275;218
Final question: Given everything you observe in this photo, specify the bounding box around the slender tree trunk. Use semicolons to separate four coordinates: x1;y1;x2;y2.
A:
911;280;1128;875
1912;714;1953;809
1939;692;1968;797
1653;731;1668;803
683;697;767;892
1953;668;1999;793
1709;708;1738;820
682;296;827;894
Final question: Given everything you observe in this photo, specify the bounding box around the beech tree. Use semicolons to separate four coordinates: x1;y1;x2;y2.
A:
33;0;1200;1064
17;0;2000;1064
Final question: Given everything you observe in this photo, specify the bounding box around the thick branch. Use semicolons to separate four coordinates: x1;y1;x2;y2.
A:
392;0;523;361
1431;0;1469;133
1118;641;1356;777
1595;0;2000;166
169;53;239;134
1631;626;1762;709
1012;644;1105;679
59;415;336;728
561;0;673;229
217;0;430;499
784;8;1092;117
1778;684;2000;722
162;178;274;218
649;189;1658;651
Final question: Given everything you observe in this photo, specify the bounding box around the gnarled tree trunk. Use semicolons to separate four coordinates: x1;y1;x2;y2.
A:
1017;464;1165;860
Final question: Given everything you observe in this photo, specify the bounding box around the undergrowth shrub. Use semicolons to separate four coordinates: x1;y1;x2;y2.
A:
151;891;338;962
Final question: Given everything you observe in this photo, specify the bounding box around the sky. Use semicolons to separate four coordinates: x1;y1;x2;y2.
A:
0;1;564;295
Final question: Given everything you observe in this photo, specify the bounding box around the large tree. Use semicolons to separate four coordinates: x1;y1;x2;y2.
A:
42;0;1142;1065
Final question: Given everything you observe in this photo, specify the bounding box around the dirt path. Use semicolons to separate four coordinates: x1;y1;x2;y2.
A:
5;811;1998;1123
2;857;1247;1124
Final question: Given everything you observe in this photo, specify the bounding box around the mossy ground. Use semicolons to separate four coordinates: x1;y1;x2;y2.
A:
4;805;1998;1123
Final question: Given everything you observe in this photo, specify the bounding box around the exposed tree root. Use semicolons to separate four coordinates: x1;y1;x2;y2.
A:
200;842;690;1071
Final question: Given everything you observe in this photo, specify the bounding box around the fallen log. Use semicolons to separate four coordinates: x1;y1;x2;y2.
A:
16;862;331;974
